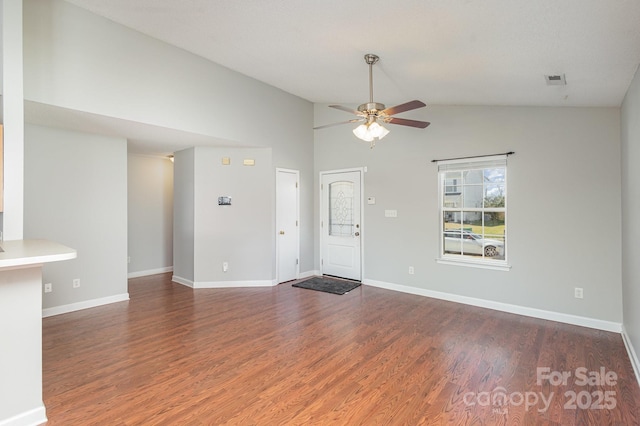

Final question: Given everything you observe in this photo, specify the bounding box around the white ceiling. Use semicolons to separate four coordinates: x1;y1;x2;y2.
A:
64;0;640;108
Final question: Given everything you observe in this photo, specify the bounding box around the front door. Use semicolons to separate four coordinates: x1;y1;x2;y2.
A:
321;170;362;281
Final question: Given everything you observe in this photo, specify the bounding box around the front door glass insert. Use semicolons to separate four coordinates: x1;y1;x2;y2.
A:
329;181;354;237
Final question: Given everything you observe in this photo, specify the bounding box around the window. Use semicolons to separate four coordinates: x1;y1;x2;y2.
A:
437;155;508;269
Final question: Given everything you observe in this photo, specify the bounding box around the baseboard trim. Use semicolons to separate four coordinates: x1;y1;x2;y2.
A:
128;266;173;279
171;275;275;288
171;272;322;289
42;293;130;318
364;279;622;333
0;404;46;426
172;275;194;288
621;325;640;388
299;270;320;280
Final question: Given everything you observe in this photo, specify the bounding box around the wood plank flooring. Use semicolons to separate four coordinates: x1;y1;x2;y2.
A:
42;273;640;425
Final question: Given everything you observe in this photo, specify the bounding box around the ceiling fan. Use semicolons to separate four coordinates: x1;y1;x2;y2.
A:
314;53;430;148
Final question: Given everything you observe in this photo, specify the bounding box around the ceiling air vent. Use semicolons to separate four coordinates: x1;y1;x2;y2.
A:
545;74;566;86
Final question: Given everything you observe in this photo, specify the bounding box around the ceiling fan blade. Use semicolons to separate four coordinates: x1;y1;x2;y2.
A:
329;105;364;116
314;118;364;130
385;117;431;129
381;100;426;116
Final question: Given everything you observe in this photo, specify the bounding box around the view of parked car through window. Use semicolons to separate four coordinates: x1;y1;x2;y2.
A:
443;229;504;258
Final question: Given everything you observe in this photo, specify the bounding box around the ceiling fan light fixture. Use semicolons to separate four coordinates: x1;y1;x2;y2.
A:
353;124;374;141
353;120;389;148
368;121;389;139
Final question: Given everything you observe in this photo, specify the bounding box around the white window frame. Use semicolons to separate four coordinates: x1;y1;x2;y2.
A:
436;155;511;271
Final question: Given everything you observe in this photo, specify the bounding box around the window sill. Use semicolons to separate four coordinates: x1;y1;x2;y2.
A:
436;257;511;271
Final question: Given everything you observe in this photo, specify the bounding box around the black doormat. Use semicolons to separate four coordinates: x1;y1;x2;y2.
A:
292;276;361;295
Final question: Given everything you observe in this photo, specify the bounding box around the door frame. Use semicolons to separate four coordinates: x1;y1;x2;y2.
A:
319;167;365;280
276;168;300;284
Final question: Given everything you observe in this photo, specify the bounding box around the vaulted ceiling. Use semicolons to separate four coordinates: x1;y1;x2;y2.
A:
65;0;640;108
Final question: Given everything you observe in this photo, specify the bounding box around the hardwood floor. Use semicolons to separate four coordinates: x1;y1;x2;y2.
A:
43;273;640;425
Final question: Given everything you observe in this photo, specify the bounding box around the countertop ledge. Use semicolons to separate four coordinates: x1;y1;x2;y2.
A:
0;239;77;269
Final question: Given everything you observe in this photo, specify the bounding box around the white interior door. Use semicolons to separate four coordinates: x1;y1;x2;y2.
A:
321;170;362;281
276;169;299;283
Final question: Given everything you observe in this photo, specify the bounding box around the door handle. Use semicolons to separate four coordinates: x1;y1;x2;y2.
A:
279;231;285;235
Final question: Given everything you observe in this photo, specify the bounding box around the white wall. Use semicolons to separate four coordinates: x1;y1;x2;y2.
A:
622;66;640;371
128;154;174;277
173;147;274;286
23;0;315;276
315;104;622;325
24;124;128;310
1;0;24;240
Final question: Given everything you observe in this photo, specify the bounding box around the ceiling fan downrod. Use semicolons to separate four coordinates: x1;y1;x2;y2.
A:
365;54;379;104
359;54;385;114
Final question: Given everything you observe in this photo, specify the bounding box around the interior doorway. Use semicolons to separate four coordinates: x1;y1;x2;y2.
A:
276;168;300;283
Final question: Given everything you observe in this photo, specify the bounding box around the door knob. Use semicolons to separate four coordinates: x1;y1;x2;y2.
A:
355;232;360;236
